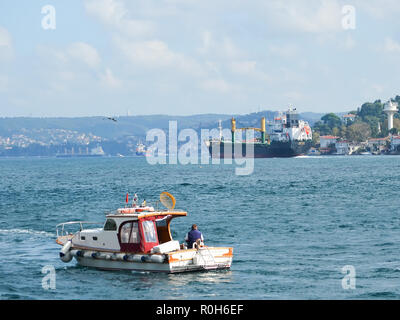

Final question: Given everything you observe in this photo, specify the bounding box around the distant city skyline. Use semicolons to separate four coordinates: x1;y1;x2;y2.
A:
1;0;400;117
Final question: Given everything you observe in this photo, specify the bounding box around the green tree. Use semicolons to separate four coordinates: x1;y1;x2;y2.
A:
321;113;342;129
355;100;387;138
358;100;384;121
313;113;342;136
394;96;400;119
312;131;320;147
313;121;331;135
346;122;371;142
393;118;400;131
332;127;340;137
363;116;381;138
339;125;347;138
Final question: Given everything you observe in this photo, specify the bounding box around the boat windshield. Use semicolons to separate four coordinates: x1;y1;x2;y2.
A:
142;220;157;242
120;222;140;244
103;219;117;231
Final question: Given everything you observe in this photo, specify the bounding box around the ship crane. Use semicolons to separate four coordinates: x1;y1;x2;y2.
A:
231;117;269;144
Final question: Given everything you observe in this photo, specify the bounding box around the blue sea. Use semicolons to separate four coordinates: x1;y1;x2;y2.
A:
1;155;400;300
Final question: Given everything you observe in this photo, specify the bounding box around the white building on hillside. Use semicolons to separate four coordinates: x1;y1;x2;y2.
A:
342;114;356;124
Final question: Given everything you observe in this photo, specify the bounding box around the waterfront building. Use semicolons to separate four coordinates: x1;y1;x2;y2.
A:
320;135;339;148
390;135;400;152
335;141;350;155
367;137;388;148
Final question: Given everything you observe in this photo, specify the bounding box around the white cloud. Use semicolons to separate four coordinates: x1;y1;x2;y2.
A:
99;68;121;88
37;42;101;70
342;34;356;50
67;42;101;69
0;26;13;61
219;37;242;58
354;0;400;19
198;31;212;55
200;78;231;93
85;0;125;25
0;27;11;47
84;0;156;37
268;44;299;58
371;84;384;94
120;39;175;67
230;61;257;74
264;0;343;34
204;61;221;75
0;74;9;92
114;37;204;76
35;42;124;95
229;60;271;83
198;31;242;58
4;0;400;117
284;91;304;102
384;37;400;54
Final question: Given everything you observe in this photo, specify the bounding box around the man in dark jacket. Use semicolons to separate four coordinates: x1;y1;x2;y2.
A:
185;224;204;249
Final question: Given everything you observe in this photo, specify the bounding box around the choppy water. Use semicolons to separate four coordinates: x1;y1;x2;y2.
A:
1;156;400;299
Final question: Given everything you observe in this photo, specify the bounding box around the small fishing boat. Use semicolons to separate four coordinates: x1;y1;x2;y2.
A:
55;192;233;273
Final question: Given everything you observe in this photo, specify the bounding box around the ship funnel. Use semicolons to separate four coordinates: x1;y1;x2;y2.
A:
231;118;236;132
261;117;266;144
231;118;236;143
261;117;266;133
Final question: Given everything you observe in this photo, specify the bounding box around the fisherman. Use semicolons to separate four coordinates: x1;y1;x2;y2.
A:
141;199;146;207
185;224;204;249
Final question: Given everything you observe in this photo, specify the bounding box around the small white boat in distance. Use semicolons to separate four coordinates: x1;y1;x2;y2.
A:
55;192;233;273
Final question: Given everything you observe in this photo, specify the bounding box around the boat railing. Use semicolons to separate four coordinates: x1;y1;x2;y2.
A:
195;246;218;268
56;221;104;237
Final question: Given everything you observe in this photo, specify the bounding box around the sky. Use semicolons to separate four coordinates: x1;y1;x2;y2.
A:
0;0;400;117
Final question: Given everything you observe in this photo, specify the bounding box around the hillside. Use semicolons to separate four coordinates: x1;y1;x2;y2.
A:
0;110;323;156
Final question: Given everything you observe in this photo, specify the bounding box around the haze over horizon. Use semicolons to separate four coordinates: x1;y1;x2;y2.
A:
0;109;326;119
1;0;399;117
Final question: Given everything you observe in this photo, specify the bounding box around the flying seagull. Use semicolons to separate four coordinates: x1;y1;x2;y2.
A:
103;117;117;122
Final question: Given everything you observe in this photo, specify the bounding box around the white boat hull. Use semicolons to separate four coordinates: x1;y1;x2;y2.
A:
68;247;233;273
75;256;173;272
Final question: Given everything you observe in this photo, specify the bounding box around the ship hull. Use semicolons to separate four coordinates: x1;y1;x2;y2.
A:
207;140;312;158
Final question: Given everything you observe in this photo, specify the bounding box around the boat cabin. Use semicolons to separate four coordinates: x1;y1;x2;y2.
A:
72;211;187;254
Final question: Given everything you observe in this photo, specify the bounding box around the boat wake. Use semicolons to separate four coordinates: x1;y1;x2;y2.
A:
0;228;54;237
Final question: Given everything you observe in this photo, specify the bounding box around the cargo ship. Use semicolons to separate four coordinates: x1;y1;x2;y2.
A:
205;108;313;158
